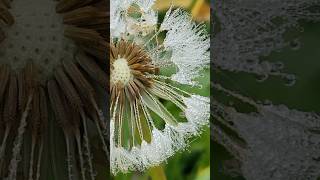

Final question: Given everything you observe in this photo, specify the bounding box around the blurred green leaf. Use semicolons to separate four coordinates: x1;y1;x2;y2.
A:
195;166;210;180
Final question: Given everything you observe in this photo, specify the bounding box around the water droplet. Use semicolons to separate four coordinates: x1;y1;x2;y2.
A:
283;74;296;86
255;74;268;82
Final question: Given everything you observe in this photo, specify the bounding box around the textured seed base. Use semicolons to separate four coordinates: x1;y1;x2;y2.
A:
0;0;77;81
111;58;132;86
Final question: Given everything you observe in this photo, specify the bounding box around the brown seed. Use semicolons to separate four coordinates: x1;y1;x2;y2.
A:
62;60;96;103
3;74;18;125
24;62;37;95
54;68;83;110
79;22;107;31
0;28;5;43
79;43;107;60
63;6;107;26
17;70;26;111
0;64;10;103
56;0;99;13
0;6;14;26
30;86;40;138
64;26;105;47
47;80;72;130
39;87;48;136
76;53;108;90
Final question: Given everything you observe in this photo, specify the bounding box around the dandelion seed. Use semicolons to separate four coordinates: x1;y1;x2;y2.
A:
110;0;210;174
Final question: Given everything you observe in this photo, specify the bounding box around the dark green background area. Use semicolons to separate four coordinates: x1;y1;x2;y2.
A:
212;21;320;179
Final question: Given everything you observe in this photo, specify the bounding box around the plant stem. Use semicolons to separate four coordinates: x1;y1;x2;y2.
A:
149;166;167;180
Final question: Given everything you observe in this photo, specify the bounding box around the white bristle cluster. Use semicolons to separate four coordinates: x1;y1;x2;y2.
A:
111;95;210;174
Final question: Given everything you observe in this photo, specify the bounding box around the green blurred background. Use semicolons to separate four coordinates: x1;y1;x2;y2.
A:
212;20;320;179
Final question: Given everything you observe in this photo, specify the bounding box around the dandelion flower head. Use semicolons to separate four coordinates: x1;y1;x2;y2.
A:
110;0;210;174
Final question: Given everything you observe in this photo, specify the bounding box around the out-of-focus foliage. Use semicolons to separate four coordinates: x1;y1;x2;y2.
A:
154;0;193;9
212;0;320;179
213;21;320;180
155;0;210;22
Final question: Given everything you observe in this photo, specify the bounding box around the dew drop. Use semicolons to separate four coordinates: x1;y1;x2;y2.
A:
255;74;268;82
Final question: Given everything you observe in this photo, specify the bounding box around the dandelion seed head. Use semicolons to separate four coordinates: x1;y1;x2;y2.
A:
0;0;108;178
110;0;210;174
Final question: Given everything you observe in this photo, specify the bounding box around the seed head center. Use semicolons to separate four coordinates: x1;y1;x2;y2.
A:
0;0;77;82
111;58;132;86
